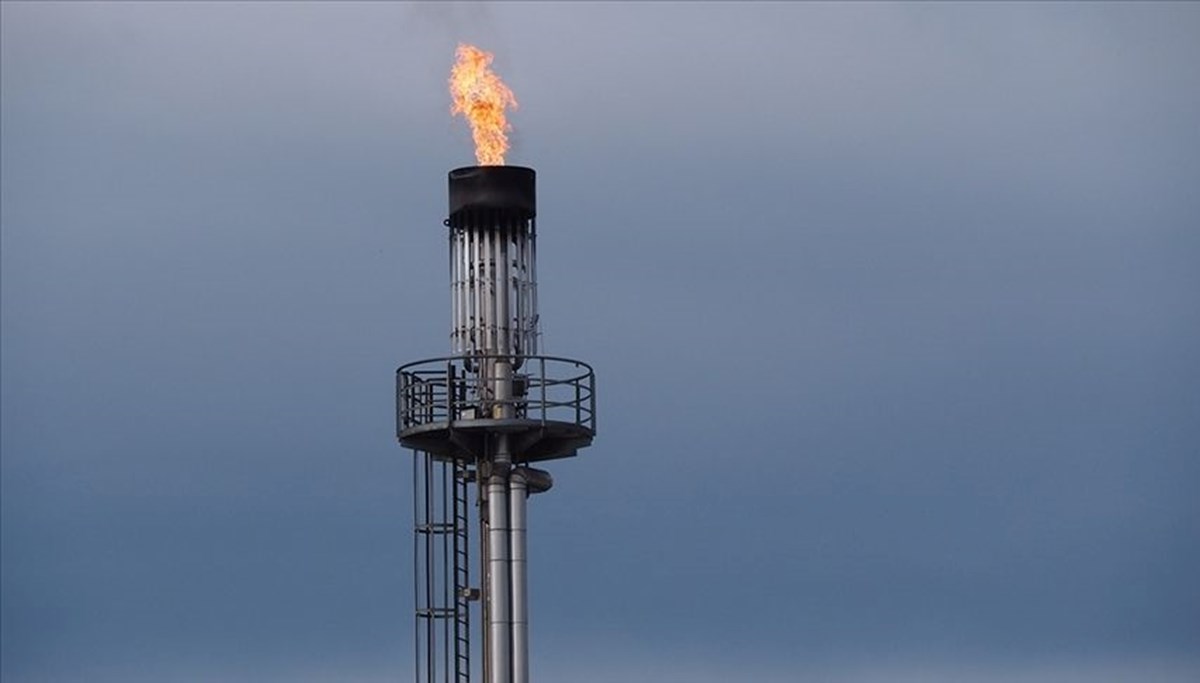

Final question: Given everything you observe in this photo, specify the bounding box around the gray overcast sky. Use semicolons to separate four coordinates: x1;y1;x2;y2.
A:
2;2;1198;681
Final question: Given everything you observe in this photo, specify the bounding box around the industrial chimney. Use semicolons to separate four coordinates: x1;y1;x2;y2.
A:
397;165;596;683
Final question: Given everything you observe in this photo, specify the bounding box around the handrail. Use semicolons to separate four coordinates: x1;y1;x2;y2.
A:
397;353;595;375
396;354;596;438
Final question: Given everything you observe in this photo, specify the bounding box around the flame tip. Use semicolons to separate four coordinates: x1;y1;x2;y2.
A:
449;42;517;166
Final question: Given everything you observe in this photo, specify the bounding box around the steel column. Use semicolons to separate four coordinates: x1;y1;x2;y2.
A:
509;469;529;683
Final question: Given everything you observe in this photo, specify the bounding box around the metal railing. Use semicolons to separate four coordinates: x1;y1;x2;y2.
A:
397;355;596;437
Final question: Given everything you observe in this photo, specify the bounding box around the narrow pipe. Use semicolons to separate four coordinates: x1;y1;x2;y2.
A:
487;437;512;683
498;224;510;356
521;227;531;356
459;228;468;353
511;228;520;357
450;228;458;353
464;228;474;354
480;227;490;354
492;225;505;355
529;224;538;355
509;469;529;683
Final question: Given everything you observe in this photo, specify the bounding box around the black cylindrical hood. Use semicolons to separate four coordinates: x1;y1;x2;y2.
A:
448;166;536;223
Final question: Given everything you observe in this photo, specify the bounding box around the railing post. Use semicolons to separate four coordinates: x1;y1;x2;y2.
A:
539;357;547;426
447;361;456;423
400;369;410;434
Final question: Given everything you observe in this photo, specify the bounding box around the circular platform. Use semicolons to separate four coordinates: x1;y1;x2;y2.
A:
396;355;596;463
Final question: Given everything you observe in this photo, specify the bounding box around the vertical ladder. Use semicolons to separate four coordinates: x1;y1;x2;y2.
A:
452;460;473;683
414;450;474;683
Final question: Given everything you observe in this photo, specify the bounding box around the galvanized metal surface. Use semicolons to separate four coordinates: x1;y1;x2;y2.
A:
508;471;529;683
449;219;539;358
406;165;595;683
412;452;473;683
396;355;596;464
485;460;511;683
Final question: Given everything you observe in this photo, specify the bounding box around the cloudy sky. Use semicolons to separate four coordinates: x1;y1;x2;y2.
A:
2;2;1198;681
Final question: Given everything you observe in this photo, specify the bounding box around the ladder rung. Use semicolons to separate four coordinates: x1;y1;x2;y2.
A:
415;522;455;533
415;607;456;618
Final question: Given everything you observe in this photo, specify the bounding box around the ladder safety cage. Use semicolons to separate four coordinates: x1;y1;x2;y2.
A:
413;449;476;683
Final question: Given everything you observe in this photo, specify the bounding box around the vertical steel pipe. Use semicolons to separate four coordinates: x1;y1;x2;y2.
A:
498;224;510;356
509;469;529;683
449;229;455;353
479;477;491;683
465;227;474;354
529;222;538;355
486;438;512;683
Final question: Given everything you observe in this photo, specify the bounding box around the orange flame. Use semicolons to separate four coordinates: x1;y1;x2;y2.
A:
449;43;518;166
